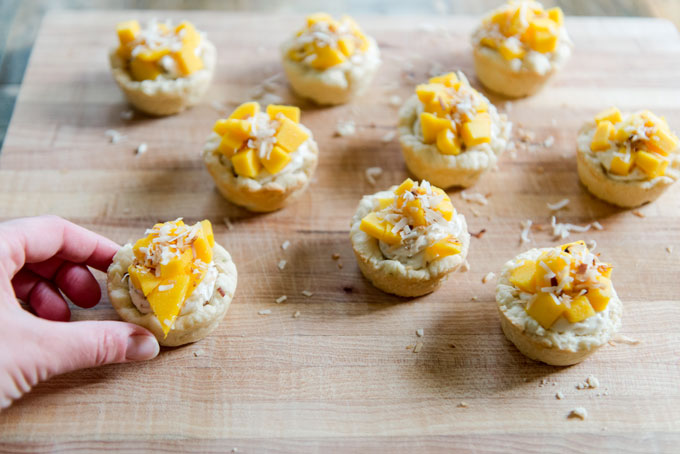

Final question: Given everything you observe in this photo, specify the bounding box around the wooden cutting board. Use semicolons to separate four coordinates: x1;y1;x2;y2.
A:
1;10;679;453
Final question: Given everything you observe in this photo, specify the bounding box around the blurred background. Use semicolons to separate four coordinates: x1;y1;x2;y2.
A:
1;0;678;146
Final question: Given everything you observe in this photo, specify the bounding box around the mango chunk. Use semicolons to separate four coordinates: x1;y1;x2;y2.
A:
431;187;454;221
461;113;491;148
192;232;213;265
229;101;260;120
200;220;215;247
526;292;564;329
376;197;394;210
425;236;462;262
337;37;356;57
128;264;162;296
129;58;161;81
586;277;612;312
310;44;345;69
306;12;333;27
132;235;153;262
405;199;426;226
420;112;452;144
527;19;558;53
547;7;564;26
423;98;449;117
216;119;252;156
509;260;537;293
176;21;201;49
231;148;261;178
174;45;204;75
595;107;622;125
359;212;401;245
275;117;309;152
590;120;614;151
480;36;498;49
436;129;462;156
429;72;459;87
416;84;445;104
267;104;300;123
160;248;193;279
635;150;667;178
147;274;191;336
536;250;570;287
117;20;140;45
261;145;292;175
648;128;678;156
499;38;525;60
136;47;170;62
610;151;634;176
563;295;595;323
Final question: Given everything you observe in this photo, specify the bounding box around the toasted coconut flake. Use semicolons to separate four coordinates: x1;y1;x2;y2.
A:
365;166;383;186
461;191;488;206
332;253;340;260
547;198;569;211
482;271;496;284
632;210;645;218
335;119;356;137
568;407;588;420
275;295;288;304
470;228;486;239
666;246;673;254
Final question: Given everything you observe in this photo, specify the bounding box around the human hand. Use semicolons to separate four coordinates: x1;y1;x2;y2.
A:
0;216;159;409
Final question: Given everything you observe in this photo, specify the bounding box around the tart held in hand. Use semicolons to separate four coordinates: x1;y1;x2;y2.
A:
471;1;572;98
110;19;216;116
281;13;380;105
350;178;470;297
496;241;622;366
577;107;680;208
107;219;237;347
398;71;511;189
202;101;319;212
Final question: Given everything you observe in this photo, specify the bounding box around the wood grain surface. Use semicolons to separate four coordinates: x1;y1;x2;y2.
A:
1;11;680;453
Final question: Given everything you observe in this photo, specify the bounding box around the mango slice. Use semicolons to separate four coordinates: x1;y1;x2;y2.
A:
526;292;564;329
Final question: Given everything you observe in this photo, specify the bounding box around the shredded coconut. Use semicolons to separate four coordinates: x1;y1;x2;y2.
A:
136;143;148;155
568;407;588;420
555;391;564;400
258;309;272;315
157;284;174;292
277;260;287;270
335;119;356;137
105;129;125;144
388;95;402;107
223;217;234;230
460;191;488;205
301;290;313;297
281;240;290;250
365;166;383;186
551;216;594;240
547;199;569;211
543;135;555;148
275;295;288;304
520;220;533;244
415;328;424;337
381;131;396;143
413;342;423;353
120;110;134;120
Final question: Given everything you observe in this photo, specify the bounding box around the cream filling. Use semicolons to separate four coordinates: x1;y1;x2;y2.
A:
128;262;218;316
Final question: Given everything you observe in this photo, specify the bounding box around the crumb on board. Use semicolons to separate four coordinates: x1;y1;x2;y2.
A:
275;295;288;304
457;402;469;408
576;375;599;390
365;166;383;186
666;246;674;254
416;328;424;337
471;296;478;301
105;129;125;144
281;240;290;250
335;119;356;137
632;210;645;218
482;272;496;284
381;131;396;143
568;407;588;420
413;342;423;353
278;260;287;270
135;142;147;155
556;391;564;400
293;311;301;318
332;253;341;260
301;290;313;297
223;217;234;230
388;95;402;107
258;309;272;315
609;334;641;346
461;191;488;205
193;349;206;357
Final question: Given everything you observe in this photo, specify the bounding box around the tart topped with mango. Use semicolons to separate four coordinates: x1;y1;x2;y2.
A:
398;71;511;189
472;0;572;97
281;13;380;105
109;19;216;115
107;219;237;346
496;241;622;366
577;107;680;207
350;178;470;297
202;101;319;212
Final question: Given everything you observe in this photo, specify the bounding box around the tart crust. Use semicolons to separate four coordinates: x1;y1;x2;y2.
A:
576;124;680;208
496;248;622;366
107;242;237;347
349;190;470;297
109;41;216;116
398;95;510;189
281;38;380;106
202;134;319;212
473;46;557;98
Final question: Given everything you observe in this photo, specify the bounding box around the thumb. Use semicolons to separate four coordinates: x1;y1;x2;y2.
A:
34;319;160;376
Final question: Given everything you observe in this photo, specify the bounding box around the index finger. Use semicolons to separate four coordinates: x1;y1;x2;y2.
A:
0;215;120;277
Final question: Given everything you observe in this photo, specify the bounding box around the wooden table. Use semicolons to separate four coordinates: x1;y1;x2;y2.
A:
1;11;679;453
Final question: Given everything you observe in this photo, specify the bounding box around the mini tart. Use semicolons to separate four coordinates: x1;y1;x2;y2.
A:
496;241;622;366
350;178;470;297
398;71;511;189
110;19;216;116
577;107;680;208
107;219;237;347
281;13;380;105
202;101;318;212
471;1;572;98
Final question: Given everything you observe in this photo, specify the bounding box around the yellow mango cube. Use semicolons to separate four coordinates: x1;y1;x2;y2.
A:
261;145;292;175
132;235;153;262
461;113;491;148
480;36;498;49
192;232;213;265
129;58;161;81
547;7;564;26
586;277;612;312
429;73;459;87
648;128;678;156
405;199;426;226
147;274;191;336
436;129;461;156
526;292;564;329
128;264;162;296
310;44;346;69
231;148;261;178
337;37;356;57
610;151;634;176
425;236;462;262
136;47;170;62
216;119;251;155
275;117;309;152
564;295;595;323
395;178;416;196
306;12;333;27
174;45;204;75
377;197;394;210
360;212;401;245
594;107;622;125
423;97;449;117
416;84;445;104
176;21;201;49
160;248;193;279
117;20;140;45
509;260;537;293
529;29;557;53
499;38;525;60
420;112;452;144
590;120;614;151
431;187;454;221
200;220;215;247
267;104;300;123
635;150;667;178
536;250;570;287
229;101;260;120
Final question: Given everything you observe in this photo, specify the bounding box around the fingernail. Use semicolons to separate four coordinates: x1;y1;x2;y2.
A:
126;334;160;361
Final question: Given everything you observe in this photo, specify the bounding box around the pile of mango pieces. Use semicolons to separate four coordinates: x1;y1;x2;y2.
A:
416;73;492;156
287;13;370;70
116;20;204;81
360;179;462;262
590;107;679;178
128;219;215;336
212;102;309;178
479;3;563;59
509;241;612;329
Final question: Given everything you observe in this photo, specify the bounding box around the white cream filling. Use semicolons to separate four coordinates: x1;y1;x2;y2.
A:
129;262;218;316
